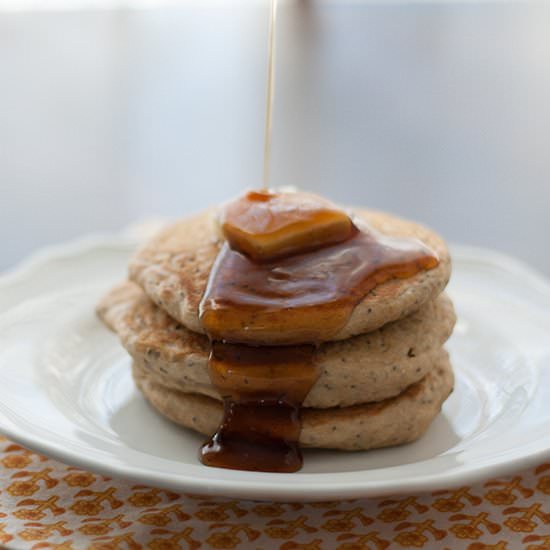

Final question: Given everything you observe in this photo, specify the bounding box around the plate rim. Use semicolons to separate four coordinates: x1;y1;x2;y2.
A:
0;423;549;502
1;234;550;501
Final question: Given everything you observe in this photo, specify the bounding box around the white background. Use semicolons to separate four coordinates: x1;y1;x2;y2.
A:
1;0;549;273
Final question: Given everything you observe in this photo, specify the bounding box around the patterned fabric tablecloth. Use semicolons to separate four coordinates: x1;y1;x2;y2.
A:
0;436;548;549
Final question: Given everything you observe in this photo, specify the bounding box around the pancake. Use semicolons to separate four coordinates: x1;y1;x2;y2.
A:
128;208;451;343
132;350;454;451
97;282;456;408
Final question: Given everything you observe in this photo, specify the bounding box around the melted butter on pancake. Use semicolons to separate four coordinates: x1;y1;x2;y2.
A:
220;190;354;262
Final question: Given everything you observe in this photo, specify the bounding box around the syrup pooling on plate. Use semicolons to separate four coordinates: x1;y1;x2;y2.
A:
201;342;318;472
199;190;440;472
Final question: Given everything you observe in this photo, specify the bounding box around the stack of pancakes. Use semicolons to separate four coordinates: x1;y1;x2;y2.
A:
97;207;455;451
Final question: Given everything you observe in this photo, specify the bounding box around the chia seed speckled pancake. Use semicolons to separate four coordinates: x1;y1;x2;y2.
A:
132;350;454;451
97;282;455;408
128;208;451;344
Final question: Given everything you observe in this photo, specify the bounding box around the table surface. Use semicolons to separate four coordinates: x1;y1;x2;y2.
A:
0;435;548;549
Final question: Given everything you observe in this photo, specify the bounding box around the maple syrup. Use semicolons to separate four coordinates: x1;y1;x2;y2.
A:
197;0;439;473
199;193;439;472
200;342;317;472
262;0;278;188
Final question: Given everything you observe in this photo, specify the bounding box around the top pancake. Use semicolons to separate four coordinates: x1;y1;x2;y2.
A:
129;207;451;343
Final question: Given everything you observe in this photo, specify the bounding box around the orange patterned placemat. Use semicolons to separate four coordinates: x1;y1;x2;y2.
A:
0;435;548;549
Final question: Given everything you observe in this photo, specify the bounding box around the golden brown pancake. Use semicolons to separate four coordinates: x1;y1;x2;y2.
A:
128;208;451;343
97;282;455;408
132;350;454;451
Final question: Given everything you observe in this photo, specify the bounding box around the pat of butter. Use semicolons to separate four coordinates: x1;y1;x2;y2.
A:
219;190;354;262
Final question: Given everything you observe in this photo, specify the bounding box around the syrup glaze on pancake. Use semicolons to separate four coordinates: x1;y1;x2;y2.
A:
195;191;440;472
200;220;439;344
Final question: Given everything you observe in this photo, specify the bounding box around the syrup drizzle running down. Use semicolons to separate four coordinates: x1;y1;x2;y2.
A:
200;342;317;472
199;194;440;472
262;0;278;188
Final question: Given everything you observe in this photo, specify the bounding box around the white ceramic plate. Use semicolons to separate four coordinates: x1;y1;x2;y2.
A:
0;234;549;502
